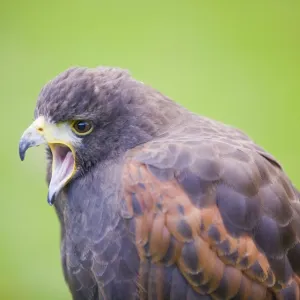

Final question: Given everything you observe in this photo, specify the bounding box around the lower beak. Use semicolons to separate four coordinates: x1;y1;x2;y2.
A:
19;117;76;205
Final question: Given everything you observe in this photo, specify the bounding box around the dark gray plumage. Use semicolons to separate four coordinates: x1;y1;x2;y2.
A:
20;66;300;299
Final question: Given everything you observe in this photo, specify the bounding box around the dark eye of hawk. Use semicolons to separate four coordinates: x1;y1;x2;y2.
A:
72;120;93;135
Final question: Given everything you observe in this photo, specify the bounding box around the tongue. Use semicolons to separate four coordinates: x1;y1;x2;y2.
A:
48;151;74;205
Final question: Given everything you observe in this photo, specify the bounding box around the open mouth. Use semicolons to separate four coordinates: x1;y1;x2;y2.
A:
51;144;75;183
47;143;76;204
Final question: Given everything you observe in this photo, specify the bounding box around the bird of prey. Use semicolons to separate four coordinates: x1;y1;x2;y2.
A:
19;67;300;300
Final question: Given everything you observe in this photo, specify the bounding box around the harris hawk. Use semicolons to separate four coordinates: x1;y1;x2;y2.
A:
19;67;300;300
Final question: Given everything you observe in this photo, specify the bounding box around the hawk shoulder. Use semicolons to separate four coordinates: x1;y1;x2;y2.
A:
120;134;300;299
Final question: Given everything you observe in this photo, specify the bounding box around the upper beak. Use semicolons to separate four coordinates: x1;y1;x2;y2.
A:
19;117;46;161
19;116;76;205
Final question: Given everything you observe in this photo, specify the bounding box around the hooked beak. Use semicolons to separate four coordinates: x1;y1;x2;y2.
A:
19;116;77;205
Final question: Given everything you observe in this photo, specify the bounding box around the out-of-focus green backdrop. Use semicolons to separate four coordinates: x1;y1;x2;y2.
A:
0;1;299;299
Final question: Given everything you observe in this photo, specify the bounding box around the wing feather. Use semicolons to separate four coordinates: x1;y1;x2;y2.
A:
121;140;300;299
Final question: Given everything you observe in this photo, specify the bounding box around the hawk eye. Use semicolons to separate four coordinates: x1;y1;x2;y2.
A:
72;120;93;135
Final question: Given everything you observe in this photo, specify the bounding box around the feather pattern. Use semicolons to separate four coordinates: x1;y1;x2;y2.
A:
30;66;300;299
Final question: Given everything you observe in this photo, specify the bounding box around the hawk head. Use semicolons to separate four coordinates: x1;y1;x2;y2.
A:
19;66;182;204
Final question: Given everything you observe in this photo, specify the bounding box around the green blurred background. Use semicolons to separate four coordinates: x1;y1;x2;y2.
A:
0;1;299;299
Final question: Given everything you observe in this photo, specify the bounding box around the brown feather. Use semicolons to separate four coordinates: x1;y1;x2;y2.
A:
121;138;300;299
